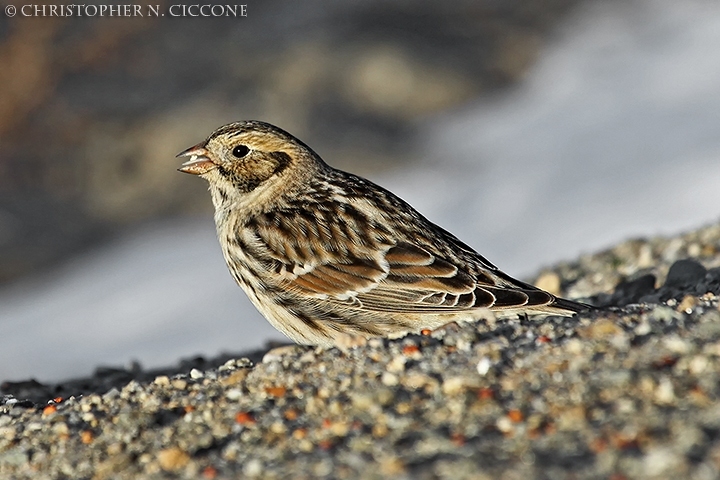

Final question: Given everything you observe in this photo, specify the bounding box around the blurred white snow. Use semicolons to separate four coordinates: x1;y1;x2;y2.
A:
0;220;280;382
392;0;720;274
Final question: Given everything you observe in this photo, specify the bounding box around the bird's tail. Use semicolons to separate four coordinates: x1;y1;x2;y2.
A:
551;296;593;315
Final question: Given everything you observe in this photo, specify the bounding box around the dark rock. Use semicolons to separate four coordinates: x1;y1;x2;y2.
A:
664;259;707;288
705;267;720;292
609;274;657;306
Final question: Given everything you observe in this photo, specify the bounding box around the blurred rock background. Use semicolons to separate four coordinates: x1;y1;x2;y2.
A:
0;0;578;284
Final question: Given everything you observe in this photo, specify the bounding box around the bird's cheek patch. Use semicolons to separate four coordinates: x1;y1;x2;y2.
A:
234;153;290;192
268;151;292;176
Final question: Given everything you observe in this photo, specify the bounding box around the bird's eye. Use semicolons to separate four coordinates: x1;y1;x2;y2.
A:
232;145;250;158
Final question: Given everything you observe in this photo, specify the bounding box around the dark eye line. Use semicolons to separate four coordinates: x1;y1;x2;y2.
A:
232;145;250;158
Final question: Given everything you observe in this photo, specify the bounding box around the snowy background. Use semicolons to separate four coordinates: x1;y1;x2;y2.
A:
2;0;720;381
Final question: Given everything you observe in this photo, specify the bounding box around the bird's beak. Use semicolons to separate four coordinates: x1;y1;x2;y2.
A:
177;143;216;175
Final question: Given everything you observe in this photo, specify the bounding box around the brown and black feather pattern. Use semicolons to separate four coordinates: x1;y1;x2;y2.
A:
179;120;590;345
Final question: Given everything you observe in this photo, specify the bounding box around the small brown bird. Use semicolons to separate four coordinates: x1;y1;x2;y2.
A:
178;121;588;346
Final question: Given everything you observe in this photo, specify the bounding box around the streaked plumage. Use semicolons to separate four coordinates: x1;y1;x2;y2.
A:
178;120;588;346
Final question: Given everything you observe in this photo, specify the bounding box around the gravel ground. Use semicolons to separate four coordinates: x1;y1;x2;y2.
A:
2;222;720;479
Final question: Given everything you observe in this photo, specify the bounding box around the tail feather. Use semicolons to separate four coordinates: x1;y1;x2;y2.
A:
550;296;592;315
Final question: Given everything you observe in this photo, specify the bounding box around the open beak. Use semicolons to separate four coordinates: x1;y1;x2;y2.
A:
177;143;216;175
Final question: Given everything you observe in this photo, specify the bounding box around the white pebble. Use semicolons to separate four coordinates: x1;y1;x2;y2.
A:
655;377;675;404
663;336;690;354
102;388;120;400
442;377;467;396
386;355;407;373
689;355;708;375
476;357;492;376
634;321;652;336
243;458;263;477
496;416;513;433
226;388;243;401
381;372;399;386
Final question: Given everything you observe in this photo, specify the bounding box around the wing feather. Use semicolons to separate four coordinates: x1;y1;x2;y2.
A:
248;206;560;314
391;260;456;278
384;243;434;265
483;287;530;308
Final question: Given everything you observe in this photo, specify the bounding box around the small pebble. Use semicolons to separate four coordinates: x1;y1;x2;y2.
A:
442;377;470;396
655;377;676;405
386;355;407;373
171;379;188;390
157;447;189;472
243;458;263;477
476;357;491;376
262;345;301;363
534;271;561;295
381;372;399;387
496;416;513;433
102;388;120;400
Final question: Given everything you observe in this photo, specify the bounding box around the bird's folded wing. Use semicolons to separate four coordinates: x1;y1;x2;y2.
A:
249;209;552;313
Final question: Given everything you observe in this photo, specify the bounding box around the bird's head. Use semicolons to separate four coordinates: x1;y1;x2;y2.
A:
178;120;323;211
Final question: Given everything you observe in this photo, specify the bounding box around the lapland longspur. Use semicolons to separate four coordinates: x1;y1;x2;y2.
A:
178;121;588;346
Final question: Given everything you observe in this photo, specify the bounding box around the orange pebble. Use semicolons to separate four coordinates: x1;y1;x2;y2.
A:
402;345;420;355
508;409;524;422
450;433;465;446
265;386;287;397
80;430;94;444
235;412;255;425
477;388;494;400
43;405;57;416
202;466;218;479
